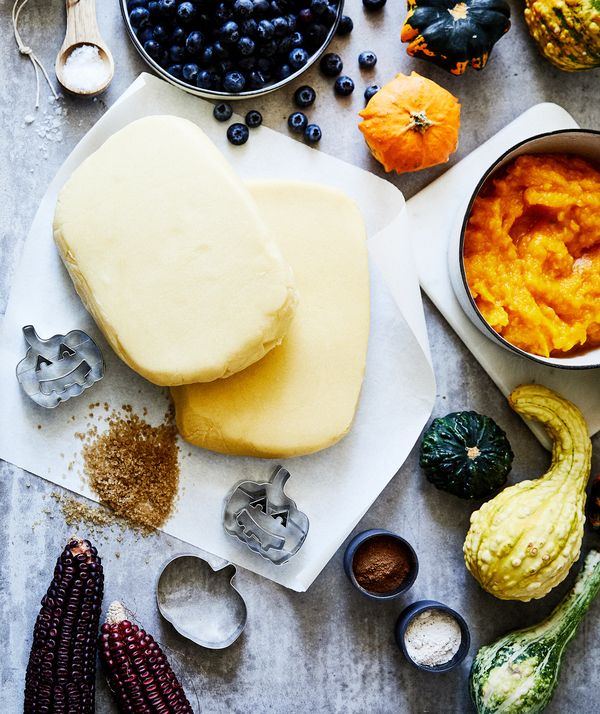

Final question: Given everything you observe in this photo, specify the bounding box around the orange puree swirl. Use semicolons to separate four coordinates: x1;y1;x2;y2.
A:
464;153;600;357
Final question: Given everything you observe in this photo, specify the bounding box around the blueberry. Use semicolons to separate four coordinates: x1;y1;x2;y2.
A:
253;0;270;14
170;25;185;42
218;59;235;74
196;68;215;88
220;20;240;43
272;15;288;35
239;56;257;70
212;40;227;58
200;44;215;64
234;0;254;15
215;1;233;20
311;0;328;14
249;69;267;87
277;63;292;79
294;84;316;107
241;18;258;35
166;63;183;78
137;26;154;43
334;74;354;95
237;35;256;55
143;39;162;58
147;1;160;16
128;0;147;9
260;39;278;56
223;70;246;91
322;3;338;22
298;8;312;22
289;47;309;68
129;6;150;27
285;14;296;31
158;0;177;14
277;36;294;54
245;110;263;128
182;62;200;82
320;52;342;77
288;111;307;132
306;23;327;47
257;19;274;40
304;123;322;143
289;30;303;47
362;0;386;10
358;50;377;68
364;83;380;101
213;102;233;121
154;26;169;42
169;44;185;62
177;1;196;22
227;123;250;145
336;14;353;35
256;56;273;72
186;30;204;53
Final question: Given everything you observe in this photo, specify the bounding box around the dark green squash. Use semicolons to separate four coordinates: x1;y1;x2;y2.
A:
419;411;513;499
401;0;511;75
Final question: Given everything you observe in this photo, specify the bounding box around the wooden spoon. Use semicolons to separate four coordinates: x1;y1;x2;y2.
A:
55;0;114;96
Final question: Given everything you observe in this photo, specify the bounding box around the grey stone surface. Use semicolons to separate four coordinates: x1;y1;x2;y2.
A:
1;0;599;712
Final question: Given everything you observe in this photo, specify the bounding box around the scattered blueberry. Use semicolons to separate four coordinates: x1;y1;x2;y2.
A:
336;14;353;35
234;0;254;16
294;84;316;107
362;0;386;10
304;123;322;143
176;1;196;23
288;111;308;133
320;52;342;77
334;74;354;95
129;6;150;27
289;47;309;69
245;110;263;127
227;122;250;145
364;83;380;101
213;102;233;121
182;62;199;81
223;70;246;91
358;50;377;68
186;30;204;54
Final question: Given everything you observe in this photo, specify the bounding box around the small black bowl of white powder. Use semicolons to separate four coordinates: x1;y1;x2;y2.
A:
395;600;470;672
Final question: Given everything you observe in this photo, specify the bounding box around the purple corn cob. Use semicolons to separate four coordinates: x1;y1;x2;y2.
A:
100;601;194;713
24;537;104;713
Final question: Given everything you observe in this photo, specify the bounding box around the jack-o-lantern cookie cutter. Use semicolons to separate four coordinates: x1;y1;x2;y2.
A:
16;325;104;408
223;465;310;565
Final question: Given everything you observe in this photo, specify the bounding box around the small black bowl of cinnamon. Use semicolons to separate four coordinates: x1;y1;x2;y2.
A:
343;529;419;600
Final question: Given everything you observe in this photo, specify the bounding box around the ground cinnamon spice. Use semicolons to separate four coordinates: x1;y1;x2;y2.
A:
352;535;412;593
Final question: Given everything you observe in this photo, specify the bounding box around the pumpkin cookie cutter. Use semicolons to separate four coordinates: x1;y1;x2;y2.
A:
157;553;247;649
16;325;104;408
223;465;309;565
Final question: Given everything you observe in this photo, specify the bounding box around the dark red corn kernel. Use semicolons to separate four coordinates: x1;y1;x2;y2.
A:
24;538;104;714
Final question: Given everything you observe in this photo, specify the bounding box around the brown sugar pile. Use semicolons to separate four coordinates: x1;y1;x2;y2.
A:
81;408;180;531
352;535;412;593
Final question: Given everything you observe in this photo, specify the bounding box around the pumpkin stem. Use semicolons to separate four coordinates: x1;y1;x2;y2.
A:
409;110;434;132
466;445;481;460
448;2;468;20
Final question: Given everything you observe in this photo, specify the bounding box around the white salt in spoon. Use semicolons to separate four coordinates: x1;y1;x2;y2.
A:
55;0;114;96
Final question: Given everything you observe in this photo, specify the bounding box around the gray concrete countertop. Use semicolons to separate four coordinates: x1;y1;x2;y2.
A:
1;0;599;711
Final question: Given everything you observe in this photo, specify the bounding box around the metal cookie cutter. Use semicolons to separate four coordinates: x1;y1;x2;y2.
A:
16;325;104;408
157;554;247;649
223;465;309;565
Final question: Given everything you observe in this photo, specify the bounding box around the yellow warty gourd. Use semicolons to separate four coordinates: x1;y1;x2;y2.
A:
464;384;591;602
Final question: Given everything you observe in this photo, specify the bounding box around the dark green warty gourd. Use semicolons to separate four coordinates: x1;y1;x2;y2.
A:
470;549;600;714
419;411;513;499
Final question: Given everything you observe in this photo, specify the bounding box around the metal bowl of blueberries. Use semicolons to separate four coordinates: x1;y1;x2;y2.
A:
121;0;345;99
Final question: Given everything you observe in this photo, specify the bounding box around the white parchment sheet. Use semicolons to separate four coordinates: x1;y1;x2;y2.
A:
0;74;435;591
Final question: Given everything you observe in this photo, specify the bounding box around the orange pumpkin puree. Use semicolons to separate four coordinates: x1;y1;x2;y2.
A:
464;154;600;357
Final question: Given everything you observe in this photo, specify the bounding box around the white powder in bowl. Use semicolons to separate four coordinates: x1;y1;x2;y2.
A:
62;44;110;93
404;608;462;667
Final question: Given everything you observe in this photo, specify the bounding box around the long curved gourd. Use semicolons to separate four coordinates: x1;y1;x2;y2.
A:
464;384;591;601
470;550;600;714
524;0;600;71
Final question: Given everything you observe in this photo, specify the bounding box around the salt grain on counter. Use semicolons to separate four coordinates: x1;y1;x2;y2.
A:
62;45;109;93
404;609;462;667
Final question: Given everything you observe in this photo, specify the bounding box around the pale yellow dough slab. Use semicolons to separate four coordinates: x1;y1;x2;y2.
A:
171;181;370;458
53;116;297;386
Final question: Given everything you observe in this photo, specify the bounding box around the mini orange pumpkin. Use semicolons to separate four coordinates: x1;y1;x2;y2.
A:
358;72;461;174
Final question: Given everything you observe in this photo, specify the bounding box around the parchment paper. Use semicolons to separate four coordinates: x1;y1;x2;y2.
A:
0;74;435;591
407;103;600;447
